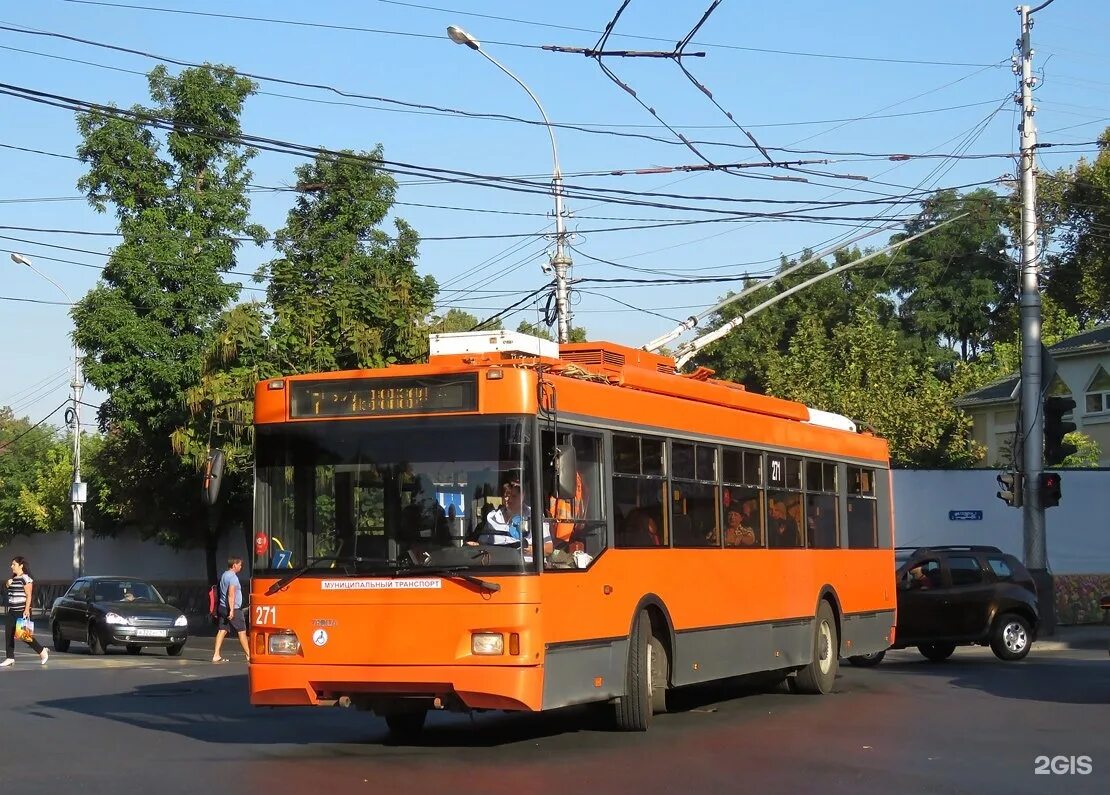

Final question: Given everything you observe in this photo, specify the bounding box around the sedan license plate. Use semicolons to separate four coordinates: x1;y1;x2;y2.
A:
135;628;166;638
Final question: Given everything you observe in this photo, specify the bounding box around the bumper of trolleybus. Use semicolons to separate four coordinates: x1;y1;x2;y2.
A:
249;662;545;712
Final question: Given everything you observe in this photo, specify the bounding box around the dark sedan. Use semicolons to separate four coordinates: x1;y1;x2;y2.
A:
50;576;188;655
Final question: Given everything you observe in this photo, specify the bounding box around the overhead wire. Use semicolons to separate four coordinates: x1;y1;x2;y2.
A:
0;400;68;454
0;30;1018;156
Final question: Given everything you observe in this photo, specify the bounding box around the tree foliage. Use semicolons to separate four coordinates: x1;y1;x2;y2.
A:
1043;128;1110;324
695;246;900;393
261;149;437;374
0;408;70;542
888;189;1012;361
515;320;587;342
765;309;983;468
70;64;264;577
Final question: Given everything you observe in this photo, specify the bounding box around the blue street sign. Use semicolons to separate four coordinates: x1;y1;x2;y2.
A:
948;510;983;521
273;549;293;568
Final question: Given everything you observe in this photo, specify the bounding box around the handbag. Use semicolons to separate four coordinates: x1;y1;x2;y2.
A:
15;617;34;643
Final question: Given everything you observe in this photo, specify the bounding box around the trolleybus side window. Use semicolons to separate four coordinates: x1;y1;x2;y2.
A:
613;433;668;548
722;447;763;548
846;466;878;549
805;460;840;549
672;442;719;548
767;455;804;548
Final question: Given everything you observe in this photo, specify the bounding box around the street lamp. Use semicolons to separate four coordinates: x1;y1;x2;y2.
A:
10;253;86;578
446;25;573;343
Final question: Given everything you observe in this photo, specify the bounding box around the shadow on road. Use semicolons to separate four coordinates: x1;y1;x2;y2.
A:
873;653;1110;705
36;668;793;749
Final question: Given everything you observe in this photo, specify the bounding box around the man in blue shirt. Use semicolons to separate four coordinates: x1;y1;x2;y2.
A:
213;558;250;663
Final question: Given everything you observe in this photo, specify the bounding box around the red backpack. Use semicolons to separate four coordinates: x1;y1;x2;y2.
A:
207;584;218;621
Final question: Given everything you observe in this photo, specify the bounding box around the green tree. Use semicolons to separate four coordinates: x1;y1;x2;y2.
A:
696;246;903;392
184;148;439;554
515;320;587;342
1044;128;1110;324
71;64;265;582
17;433;106;535
0;408;68;542
889;188;1012;361
965;295;1081;390
1059;431;1101;468
765;309;982;468
431;309;491;334
262;149;437;374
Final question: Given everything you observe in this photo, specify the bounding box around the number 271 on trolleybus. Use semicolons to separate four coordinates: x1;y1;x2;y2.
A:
247;332;895;736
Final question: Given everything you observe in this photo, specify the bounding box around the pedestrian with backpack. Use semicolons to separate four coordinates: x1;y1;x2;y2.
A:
213;558;250;663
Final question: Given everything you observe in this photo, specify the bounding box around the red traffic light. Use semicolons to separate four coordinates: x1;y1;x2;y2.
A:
1039;472;1062;508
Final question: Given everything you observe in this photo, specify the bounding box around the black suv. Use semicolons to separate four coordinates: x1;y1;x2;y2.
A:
849;545;1039;665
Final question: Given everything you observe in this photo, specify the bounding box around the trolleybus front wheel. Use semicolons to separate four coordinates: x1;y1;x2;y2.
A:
613;610;668;731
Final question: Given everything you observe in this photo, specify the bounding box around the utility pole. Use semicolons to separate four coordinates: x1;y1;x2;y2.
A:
1016;2;1054;633
10;252;86;578
550;173;573;344
70;348;86;578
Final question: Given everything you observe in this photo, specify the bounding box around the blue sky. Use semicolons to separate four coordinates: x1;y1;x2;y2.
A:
1;0;1107;427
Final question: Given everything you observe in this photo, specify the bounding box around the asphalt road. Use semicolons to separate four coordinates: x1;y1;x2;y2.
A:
0;638;1106;795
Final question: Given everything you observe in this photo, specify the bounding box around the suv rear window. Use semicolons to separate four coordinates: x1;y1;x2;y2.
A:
986;557;1013;580
948;555;986;586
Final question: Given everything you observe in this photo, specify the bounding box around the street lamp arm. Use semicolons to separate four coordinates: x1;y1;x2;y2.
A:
473;48;562;180
24;261;75;305
448;24;571;343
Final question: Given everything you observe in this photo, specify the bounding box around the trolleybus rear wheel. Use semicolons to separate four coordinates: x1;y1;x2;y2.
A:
794;601;838;694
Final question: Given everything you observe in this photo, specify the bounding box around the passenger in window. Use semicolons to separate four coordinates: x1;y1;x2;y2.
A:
547;471;586;548
768;500;800;548
907;565;934;589
724;507;757;547
620;508;662;547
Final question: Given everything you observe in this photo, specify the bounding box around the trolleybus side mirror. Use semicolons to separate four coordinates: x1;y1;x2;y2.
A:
202;448;226;506
554;443;577;500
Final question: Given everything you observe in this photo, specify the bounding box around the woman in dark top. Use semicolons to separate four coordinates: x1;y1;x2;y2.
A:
3;556;48;667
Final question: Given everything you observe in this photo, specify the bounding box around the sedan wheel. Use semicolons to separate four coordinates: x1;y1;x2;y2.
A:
87;624;106;655
52;622;71;653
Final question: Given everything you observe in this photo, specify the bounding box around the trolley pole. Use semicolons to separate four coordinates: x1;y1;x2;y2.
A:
1016;3;1053;633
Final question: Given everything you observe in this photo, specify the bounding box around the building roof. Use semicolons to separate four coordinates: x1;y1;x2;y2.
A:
1048;323;1110;356
958;374;1019;407
958;324;1110;408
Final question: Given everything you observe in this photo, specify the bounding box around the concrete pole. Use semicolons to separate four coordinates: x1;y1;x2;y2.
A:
1017;4;1054;633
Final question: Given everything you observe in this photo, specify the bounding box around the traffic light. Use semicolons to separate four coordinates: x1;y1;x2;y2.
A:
1039;472;1062;508
996;471;1022;507
1043;395;1077;465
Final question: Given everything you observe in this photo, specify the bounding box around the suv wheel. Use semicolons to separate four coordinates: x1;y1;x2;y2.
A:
990;613;1032;661
918;643;956;662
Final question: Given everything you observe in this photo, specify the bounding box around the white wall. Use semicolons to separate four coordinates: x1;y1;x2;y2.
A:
892;469;1110;574
0;529;250;582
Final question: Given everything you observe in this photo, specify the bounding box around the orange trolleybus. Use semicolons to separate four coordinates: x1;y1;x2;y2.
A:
248;331;895;735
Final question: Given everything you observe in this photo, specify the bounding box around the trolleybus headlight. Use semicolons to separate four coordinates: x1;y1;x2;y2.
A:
268;631;301;655
471;632;504;655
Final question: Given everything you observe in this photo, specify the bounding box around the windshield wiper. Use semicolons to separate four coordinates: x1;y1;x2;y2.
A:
265;556;341;596
398;566;501;593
